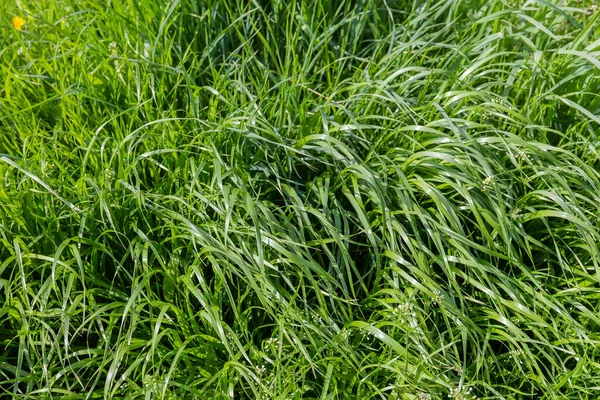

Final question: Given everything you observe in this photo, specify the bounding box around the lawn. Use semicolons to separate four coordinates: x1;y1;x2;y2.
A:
1;0;600;398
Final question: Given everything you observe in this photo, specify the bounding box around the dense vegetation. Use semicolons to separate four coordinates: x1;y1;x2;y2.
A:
1;0;600;398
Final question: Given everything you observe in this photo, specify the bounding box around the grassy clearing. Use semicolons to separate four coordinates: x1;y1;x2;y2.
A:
1;0;600;398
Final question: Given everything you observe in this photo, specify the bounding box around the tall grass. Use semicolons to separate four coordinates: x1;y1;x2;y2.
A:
1;0;600;398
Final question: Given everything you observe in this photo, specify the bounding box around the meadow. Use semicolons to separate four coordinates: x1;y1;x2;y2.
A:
1;0;600;398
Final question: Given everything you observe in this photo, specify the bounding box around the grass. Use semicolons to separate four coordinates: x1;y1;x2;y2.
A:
1;0;600;398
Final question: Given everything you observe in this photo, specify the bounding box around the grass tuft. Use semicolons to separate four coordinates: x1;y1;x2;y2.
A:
1;0;600;398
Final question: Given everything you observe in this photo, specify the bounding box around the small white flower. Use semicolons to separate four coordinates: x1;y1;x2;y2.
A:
516;151;528;161
482;176;494;192
104;168;115;180
109;41;118;56
447;386;478;399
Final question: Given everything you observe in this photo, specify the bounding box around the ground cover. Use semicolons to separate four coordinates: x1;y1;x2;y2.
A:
1;0;600;398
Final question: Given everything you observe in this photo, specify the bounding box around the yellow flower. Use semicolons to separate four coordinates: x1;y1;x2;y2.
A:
12;16;26;31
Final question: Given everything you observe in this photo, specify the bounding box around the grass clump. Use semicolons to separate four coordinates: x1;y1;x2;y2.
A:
1;0;600;398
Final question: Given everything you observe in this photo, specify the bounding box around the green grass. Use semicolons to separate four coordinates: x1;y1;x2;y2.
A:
1;0;600;398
